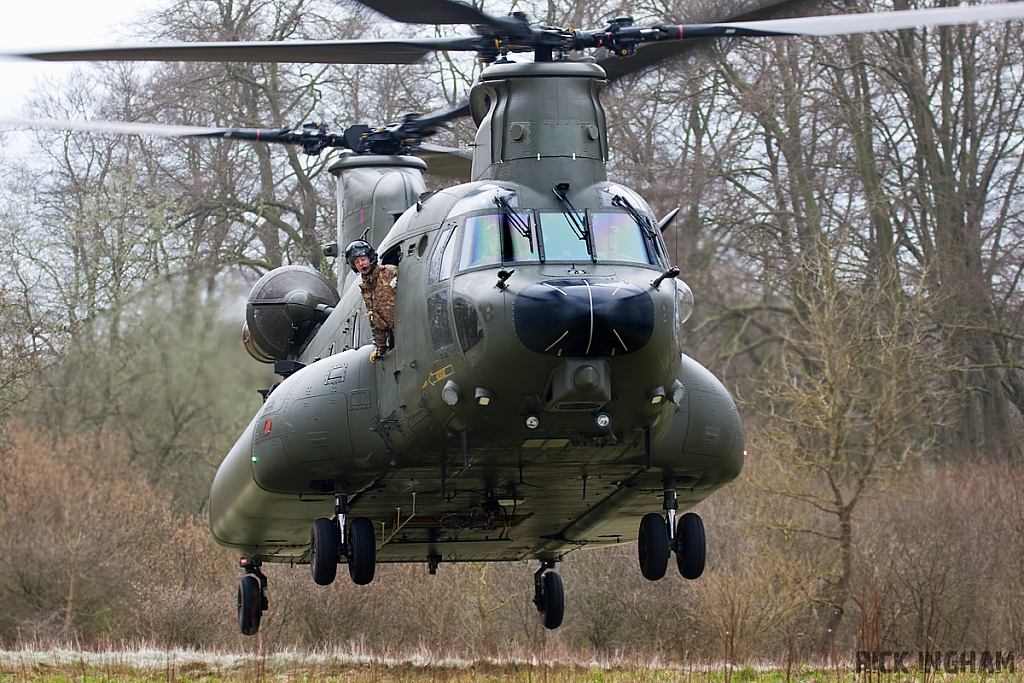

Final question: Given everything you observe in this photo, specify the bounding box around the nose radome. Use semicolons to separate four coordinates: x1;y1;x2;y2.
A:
513;279;654;357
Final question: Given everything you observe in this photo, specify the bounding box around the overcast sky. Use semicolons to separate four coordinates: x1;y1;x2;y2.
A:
0;0;164;118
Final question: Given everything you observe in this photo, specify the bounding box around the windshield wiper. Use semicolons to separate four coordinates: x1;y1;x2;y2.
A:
493;194;534;252
612;194;667;263
552;183;593;258
611;195;657;239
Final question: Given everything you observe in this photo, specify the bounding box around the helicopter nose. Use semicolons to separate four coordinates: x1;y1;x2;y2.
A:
513;279;654;357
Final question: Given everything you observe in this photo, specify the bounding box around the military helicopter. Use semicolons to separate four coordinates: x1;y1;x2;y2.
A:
7;0;1024;637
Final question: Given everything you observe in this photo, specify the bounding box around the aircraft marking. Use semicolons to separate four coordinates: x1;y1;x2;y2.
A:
423;364;455;388
544;330;569;352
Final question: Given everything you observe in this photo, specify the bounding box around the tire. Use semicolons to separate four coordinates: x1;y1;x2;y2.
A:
348;516;376;585
310;517;339;586
676;512;706;580
638;512;670;581
540;571;564;630
237;575;262;636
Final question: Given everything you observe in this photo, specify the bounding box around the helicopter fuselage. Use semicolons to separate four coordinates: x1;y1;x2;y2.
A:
209;60;744;567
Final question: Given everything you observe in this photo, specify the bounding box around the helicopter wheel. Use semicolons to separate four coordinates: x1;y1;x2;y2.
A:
533;568;564;630
347;516;376;585
237;575;262;636
675;512;706;580
310;517;339;586
638;512;670;581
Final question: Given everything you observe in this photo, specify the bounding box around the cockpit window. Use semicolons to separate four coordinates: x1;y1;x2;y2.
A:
538;212;591;262
439;229;457;280
459;213;538;270
598;184;648;210
591;212;655;264
449;184;518;216
428;228;453;285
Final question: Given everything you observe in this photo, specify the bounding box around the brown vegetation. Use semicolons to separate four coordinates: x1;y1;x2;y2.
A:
0;426;1020;661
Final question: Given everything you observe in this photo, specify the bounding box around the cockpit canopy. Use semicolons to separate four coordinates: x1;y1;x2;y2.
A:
436;183;668;273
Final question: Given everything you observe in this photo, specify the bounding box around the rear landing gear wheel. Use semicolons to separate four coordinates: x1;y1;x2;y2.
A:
347;516;376;585
638;512;670;580
310;517;339;586
675;512;706;579
533;561;564;630
540;571;564;630
237;575;262;636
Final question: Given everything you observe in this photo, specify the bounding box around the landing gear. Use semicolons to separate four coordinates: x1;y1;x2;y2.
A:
347;516;376;585
237;558;267;636
310;517;338;586
638;512;670;580
533;561;564;630
675;512;705;579
310;494;376;586
637;482;706;581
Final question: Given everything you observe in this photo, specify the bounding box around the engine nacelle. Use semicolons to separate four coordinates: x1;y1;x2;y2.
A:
242;265;339;362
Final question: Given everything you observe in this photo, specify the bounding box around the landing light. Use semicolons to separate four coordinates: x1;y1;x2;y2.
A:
475;386;494;406
442;380;462;406
669;380;685;405
594;412;612;429
525;415;540;430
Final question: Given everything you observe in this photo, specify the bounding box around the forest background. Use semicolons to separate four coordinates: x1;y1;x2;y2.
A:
0;0;1021;664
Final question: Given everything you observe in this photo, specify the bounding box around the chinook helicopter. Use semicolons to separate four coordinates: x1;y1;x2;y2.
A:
7;0;1024;637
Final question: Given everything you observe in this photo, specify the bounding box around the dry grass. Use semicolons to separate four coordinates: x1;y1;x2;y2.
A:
0;646;1021;683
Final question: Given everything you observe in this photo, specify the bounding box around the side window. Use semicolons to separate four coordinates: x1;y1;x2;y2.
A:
428;228;453;285
439;229;457;280
381;242;402;266
427;290;454;351
452;295;483;357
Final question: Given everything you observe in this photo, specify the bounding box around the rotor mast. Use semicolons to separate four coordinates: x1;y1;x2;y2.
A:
469;60;609;190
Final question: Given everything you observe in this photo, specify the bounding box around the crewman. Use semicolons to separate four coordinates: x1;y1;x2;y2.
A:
345;240;398;363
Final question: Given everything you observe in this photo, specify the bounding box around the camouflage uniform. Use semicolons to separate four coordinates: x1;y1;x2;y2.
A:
360;263;399;350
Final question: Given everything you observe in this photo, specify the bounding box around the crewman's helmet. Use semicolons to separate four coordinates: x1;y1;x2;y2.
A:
344;240;378;273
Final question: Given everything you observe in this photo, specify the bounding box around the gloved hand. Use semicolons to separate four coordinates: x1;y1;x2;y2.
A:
369;347;384;364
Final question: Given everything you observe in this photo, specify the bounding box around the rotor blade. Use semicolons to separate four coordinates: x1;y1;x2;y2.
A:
414;100;472;130
598;0;812;81
415;143;472;181
600;41;706;81
679;1;1024;39
0;117;332;147
356;0;523;33
0;117;225;137
16;36;482;64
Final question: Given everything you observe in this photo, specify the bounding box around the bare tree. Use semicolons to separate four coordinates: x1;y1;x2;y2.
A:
750;253;946;653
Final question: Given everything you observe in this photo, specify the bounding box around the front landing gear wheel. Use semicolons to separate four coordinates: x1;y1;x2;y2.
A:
237;575;262;636
347;516;376;585
638;512;670;580
310;517;339;586
675;512;706;579
533;561;564;630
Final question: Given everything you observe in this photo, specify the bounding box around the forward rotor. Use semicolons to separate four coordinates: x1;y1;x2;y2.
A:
15;0;1024;72
1;100;470;157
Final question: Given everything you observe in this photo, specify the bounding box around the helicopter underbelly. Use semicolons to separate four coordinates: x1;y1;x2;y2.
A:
208;351;743;563
210;440;729;563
